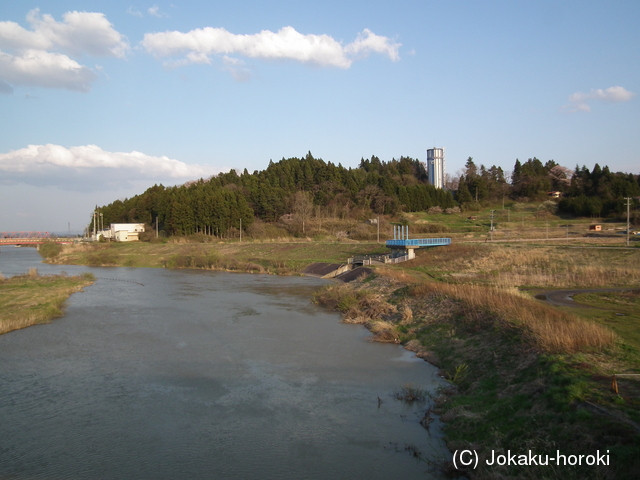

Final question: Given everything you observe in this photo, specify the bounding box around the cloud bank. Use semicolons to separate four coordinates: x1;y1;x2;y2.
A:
563;86;635;112
0;9;129;92
141;26;401;72
0;144;218;190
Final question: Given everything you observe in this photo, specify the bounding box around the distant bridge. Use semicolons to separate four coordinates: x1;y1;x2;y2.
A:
384;226;451;261
0;232;73;246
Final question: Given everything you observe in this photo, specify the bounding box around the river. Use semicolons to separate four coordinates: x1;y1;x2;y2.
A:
0;246;449;479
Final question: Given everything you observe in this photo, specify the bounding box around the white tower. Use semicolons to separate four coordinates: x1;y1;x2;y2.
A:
427;148;445;189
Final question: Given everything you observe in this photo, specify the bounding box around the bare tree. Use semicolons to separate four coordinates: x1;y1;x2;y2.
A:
292;191;314;235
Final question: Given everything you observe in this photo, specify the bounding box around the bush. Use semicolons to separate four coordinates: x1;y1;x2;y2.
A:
39;242;63;259
86;249;118;266
164;246;220;269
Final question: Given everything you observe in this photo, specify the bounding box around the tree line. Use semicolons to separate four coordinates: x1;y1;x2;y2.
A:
93;152;639;237
94;153;456;237
457;157;639;217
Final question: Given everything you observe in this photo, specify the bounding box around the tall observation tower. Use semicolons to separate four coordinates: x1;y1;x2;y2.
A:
427;148;445;189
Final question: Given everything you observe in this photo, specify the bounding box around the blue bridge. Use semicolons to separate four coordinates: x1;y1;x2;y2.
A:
347;228;451;267
383;225;451;261
386;238;451;248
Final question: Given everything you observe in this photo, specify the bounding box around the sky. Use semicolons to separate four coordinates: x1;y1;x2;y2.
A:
1;0;638;233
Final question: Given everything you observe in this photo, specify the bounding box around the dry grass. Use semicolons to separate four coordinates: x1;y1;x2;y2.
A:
375;267;420;284
312;282;396;325
367;320;399;343
410;282;618;353
0;272;94;335
315;271;617;354
409;244;640;288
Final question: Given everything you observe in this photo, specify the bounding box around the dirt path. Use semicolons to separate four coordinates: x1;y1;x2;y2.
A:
535;287;640;308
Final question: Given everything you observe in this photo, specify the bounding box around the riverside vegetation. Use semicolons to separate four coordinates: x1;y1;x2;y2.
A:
0;268;95;335
313;245;640;479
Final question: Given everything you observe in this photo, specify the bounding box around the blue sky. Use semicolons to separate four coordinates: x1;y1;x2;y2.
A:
1;0;638;232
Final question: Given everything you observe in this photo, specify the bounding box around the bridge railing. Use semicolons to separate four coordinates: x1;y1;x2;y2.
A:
386;238;451;247
1;231;52;239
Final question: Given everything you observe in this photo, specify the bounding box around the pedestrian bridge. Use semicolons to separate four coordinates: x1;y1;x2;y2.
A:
385;238;452;248
384;225;451;261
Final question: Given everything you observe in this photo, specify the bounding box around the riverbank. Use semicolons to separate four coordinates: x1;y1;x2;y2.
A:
0;270;95;335
312;269;640;479
44;240;388;274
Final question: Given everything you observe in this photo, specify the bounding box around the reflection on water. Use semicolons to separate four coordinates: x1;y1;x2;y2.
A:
0;246;449;479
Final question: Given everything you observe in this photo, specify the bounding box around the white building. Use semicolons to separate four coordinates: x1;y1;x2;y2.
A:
427;148;445;189
105;223;145;242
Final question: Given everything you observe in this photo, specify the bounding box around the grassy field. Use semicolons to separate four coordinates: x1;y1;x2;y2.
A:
572;291;640;350
401;201;637;245
0;270;95;335
403;243;640;288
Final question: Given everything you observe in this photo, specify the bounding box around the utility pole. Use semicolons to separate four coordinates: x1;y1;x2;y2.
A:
625;197;631;247
156;216;159;239
377;216;380;243
239;218;242;243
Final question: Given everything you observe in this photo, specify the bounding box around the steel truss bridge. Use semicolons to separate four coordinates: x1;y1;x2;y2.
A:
0;232;72;245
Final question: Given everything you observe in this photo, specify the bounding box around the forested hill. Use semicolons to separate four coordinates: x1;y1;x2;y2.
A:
95;153;639;238
96;153;456;236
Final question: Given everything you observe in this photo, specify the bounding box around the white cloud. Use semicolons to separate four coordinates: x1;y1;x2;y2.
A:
0;49;97;92
127;6;144;18
148;5;168;18
344;29;400;61
0;144;218;190
221;55;251;82
0;9;129;58
0;9;129;92
141;25;400;73
563;86;636;113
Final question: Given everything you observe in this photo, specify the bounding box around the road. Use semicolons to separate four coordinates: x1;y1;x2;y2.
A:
535;287;640;308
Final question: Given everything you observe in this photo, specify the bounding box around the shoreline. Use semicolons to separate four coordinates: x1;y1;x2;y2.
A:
0;271;95;335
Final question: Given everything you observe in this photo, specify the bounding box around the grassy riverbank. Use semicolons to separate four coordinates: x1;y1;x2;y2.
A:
310;246;640;479
0;270;95;335
45;240;388;273
313;271;640;479
45;240;640;478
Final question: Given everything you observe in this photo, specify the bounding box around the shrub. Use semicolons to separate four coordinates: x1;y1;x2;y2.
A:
393;384;428;403
39;242;63;259
86;249;118;266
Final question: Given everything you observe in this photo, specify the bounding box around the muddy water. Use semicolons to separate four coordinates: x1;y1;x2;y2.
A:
0;246;449;479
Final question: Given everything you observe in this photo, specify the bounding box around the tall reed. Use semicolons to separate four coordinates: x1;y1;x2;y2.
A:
410;282;617;353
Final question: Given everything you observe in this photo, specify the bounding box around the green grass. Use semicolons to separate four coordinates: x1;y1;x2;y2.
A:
572;291;640;350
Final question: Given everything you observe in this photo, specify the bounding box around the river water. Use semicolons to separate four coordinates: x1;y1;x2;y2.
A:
0;246;449;479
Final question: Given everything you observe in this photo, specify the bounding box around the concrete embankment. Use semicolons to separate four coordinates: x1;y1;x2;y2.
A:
300;262;350;279
300;263;373;282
